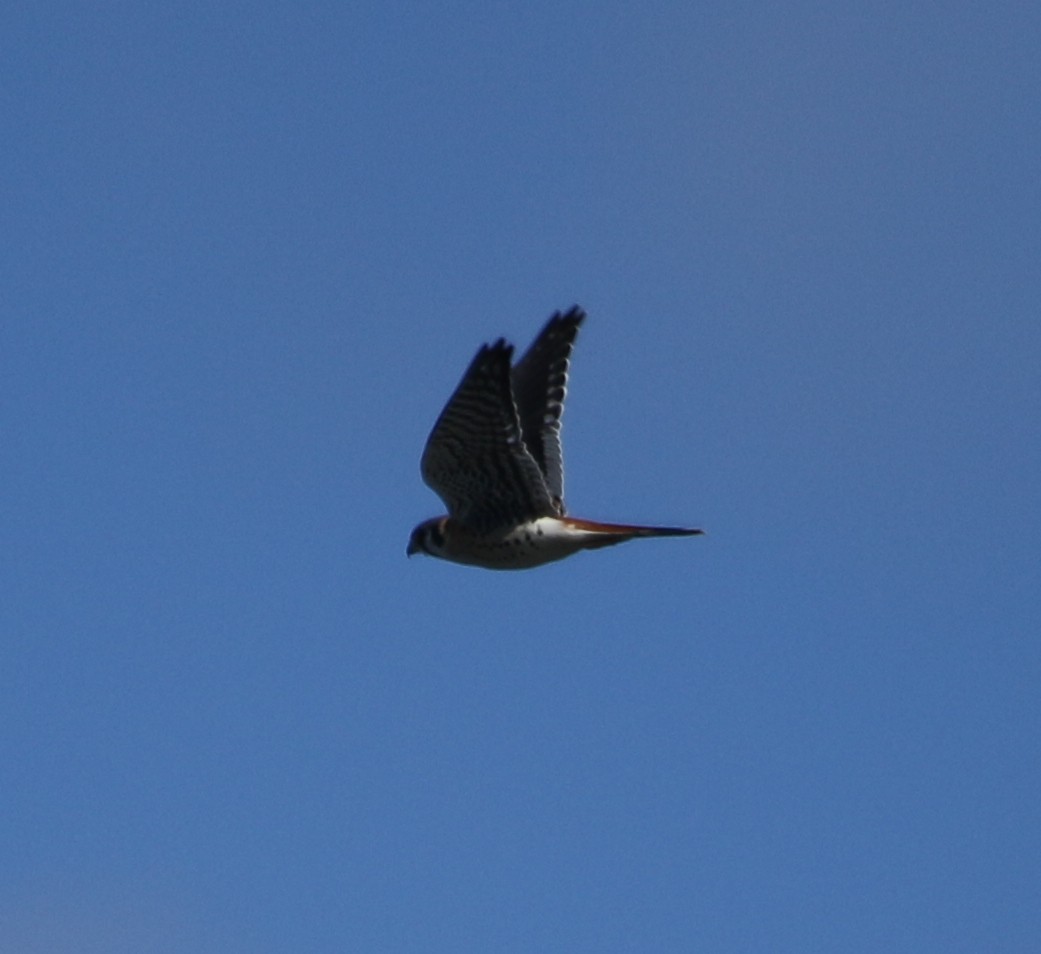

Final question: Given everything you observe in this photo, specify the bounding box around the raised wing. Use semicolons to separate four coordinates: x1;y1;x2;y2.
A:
421;338;556;532
510;306;585;513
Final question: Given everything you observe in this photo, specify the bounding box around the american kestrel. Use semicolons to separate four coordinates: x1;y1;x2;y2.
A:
408;307;703;569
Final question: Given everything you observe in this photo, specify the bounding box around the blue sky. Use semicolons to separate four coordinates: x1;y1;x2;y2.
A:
3;2;1039;951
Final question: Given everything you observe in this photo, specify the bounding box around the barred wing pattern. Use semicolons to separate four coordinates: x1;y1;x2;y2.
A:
421;338;556;533
510;307;585;514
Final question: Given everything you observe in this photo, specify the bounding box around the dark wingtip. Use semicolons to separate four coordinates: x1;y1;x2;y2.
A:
556;305;586;326
476;338;515;366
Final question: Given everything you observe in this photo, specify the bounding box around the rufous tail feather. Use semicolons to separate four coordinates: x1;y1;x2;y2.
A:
562;517;704;538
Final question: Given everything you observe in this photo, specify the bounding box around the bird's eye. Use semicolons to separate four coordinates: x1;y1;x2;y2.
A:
430;524;444;548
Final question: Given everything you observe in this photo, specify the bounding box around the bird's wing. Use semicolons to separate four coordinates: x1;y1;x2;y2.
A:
421;338;556;532
510;306;585;513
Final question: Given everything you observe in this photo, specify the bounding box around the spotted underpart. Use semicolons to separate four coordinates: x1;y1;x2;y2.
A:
407;515;703;571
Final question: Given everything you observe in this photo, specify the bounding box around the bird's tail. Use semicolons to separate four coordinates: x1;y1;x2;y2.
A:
561;516;704;549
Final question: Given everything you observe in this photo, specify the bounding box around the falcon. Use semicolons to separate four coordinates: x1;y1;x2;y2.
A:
407;307;703;569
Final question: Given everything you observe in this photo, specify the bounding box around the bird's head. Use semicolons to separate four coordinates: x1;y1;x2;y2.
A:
407;517;448;558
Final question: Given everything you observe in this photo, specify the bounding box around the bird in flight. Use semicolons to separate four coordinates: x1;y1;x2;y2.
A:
408;307;703;569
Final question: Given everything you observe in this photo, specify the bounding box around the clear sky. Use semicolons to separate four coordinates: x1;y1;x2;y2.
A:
3;3;1039;951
